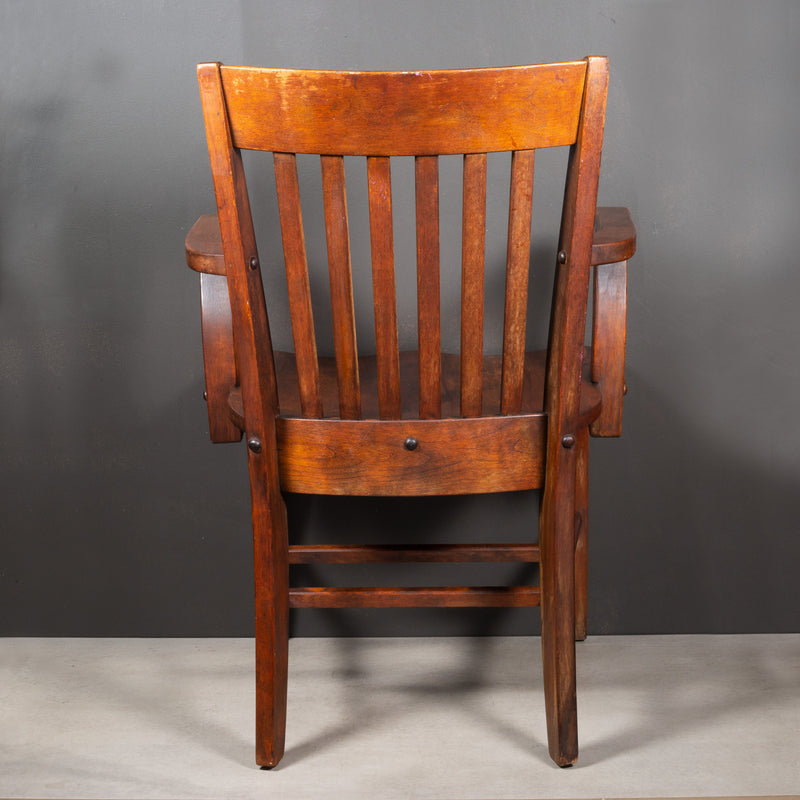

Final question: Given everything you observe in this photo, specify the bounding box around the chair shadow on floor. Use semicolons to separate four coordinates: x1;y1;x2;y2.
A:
279;632;549;769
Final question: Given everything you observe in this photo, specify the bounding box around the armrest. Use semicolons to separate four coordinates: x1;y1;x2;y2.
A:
589;207;635;437
186;209;635;438
189;207;637;273
591;206;636;266
189;207;637;272
186;214;225;275
186;215;242;442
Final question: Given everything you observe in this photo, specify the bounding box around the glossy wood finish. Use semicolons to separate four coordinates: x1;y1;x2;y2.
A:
289;586;541;608
197;62;288;769
591;258;628;436
218;63;587;155
276;414;545;495
415;155;442;419
224;350;601;495
288;543;540;563
501;149;536;415
591;206;636;264
198;273;241;443
460;153;488;418
539;56;608;766
574;425;590;641
190;57;635;770
321;155;361;419
367;156;402;419
185;214;227;275
273;152;322;418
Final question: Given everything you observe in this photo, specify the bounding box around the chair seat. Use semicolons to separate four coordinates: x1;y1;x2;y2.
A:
227;350;602;497
229;349;602;422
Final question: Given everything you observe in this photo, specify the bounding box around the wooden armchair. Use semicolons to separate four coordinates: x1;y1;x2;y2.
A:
186;58;635;768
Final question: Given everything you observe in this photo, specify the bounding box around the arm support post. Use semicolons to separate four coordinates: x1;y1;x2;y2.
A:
589;207;635;437
186;216;242;442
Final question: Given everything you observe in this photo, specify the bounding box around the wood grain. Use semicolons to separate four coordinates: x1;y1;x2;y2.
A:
288;543;539;563
185;214;225;275
198;62;289;770
289;586;540;608
226;350;603;429
184;205;636;277
191;56;634;771
415;155;442;418
539;55;609;768
321;155;361;419
217;62;587;155
273;152;322;418
276;413;546;495
501;149;535;415
590;259;627;436
460;153;487;417
591;206;636;265
367;156;402;419
199;273;242;442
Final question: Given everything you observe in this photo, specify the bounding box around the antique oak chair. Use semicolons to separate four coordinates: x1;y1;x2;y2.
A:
185;57;635;768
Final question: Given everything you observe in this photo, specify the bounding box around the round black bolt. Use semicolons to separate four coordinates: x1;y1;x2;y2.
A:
557;250;567;264
249;256;258;270
404;437;419;451
561;434;576;449
203;390;208;401
247;437;262;454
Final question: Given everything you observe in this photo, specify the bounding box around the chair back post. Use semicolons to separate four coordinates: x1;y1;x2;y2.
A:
538;55;607;764
545;56;609;445
198;62;290;768
197;63;281;439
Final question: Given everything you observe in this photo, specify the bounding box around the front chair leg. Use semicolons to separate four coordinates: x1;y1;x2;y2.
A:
539;447;579;767
251;477;290;768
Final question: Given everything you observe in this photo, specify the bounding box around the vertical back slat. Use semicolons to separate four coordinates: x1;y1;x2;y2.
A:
366;156;402;419
321;155;361;419
501;149;536;415
273;152;323;417
460;153;487;417
415;156;442;419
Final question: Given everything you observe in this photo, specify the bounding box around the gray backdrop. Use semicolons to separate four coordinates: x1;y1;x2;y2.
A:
2;1;799;636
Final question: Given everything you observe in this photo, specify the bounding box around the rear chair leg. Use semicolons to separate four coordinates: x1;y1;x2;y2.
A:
574;426;589;641
251;478;290;768
539;444;579;767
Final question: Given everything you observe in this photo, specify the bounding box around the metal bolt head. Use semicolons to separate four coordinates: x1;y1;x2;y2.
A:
404;437;419;451
557;250;567;264
247;437;262;454
249;256;258;270
561;434;576;449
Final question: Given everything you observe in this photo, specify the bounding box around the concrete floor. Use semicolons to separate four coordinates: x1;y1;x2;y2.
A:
1;635;798;799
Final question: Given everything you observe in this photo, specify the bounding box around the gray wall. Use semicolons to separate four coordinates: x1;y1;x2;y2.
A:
2;1;799;636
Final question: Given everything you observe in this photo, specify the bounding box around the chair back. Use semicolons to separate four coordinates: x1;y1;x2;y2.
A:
198;58;608;492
